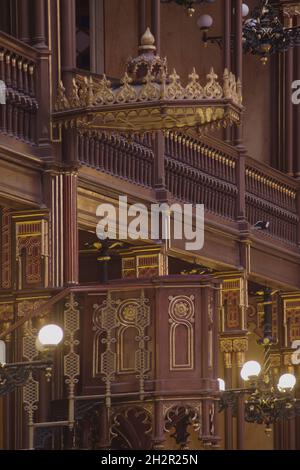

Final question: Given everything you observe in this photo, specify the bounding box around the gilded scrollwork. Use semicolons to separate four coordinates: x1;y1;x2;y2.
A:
22;318;39;444
164;402;202;449
64;293;80;428
53;29;242;135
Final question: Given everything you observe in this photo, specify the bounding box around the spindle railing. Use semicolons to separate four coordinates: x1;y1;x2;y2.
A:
0;31;39;144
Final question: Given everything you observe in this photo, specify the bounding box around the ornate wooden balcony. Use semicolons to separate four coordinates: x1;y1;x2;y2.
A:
0;31;298;251
77;128;300;248
0;31;51;155
53;28;242;137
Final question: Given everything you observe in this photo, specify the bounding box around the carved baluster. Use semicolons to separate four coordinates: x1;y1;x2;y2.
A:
29;108;36;143
5;54;11;88
205;146;209;173
141;155;145;185
124;145;129;178
181;137;186;163
17;59;23;93
103;141;108;172
23;63;29;95
0;51;4;81
99;138;104;169
165;165;170;192
7;103;13;135
90;137;95;168
78;134;83;161
28;65;35;97
11;57;17;89
24;108;30;142
115;143;120;175
85;135;90;165
131;150;135;181
94;139;100;168
18;106;24;140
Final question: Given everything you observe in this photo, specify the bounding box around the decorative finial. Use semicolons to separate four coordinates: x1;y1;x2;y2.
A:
139;27;156;52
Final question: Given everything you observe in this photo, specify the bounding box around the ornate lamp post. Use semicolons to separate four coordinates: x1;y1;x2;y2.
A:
219;288;300;434
0;324;63;396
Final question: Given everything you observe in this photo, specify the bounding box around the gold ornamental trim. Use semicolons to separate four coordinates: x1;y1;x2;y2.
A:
53;29;242;137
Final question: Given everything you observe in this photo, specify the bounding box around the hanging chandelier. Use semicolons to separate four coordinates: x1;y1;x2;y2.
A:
218;289;300;433
219;360;299;434
161;0;216;18
242;0;300;64
197;0;300;64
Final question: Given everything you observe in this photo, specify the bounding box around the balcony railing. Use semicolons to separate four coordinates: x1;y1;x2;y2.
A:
77;127;300;245
0;31;38;144
0;31;298;248
245;158;298;245
165;132;238;220
78;133;154;188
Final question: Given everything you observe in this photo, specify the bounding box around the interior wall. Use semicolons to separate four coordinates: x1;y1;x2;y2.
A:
161;1;223;82
242;0;271;165
104;0;139;78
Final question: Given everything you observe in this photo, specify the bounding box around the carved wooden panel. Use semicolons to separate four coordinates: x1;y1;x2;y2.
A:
220;275;247;332
92;291;151;404
12;212;49;289
168;295;195;371
121;247;168;279
283;297;300;347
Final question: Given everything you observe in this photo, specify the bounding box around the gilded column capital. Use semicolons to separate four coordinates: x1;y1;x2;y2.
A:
283;352;293;367
220;338;233;353
232;337;248;353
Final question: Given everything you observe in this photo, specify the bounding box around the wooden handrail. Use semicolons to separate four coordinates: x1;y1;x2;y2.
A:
0;31;41;62
245;155;299;191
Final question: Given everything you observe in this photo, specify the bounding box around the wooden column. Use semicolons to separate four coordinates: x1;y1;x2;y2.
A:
224;0;232;143
152;0;161;55
59;1;78;286
63;169;79;286
19;0;30;43
90;0;105;74
60;0;77;93
33;0;47;48
236;150;246;222
62;128;79;286
295;15;300;178
98;405;110;450
43;170;64;287
151;0;166;201
285;46;294;175
152;401;165;450
61;0;76;71
139;0;147;40
234;0;243;147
